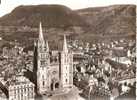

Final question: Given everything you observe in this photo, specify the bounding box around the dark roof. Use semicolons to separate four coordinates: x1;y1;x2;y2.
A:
112;49;127;57
105;58;127;70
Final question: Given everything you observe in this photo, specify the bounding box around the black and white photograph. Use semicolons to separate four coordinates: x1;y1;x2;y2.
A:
0;0;136;100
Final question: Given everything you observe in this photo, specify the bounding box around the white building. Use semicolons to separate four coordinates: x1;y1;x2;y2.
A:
8;76;35;100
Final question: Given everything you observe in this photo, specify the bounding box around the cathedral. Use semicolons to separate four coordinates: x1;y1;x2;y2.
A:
34;22;73;94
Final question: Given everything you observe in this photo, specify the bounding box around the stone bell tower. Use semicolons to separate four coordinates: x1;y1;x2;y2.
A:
37;22;50;94
61;35;73;88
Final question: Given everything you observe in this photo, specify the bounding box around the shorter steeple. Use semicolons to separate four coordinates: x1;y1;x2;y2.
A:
63;35;68;53
46;41;49;51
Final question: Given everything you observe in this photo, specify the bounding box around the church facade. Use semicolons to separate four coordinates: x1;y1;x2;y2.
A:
34;22;73;94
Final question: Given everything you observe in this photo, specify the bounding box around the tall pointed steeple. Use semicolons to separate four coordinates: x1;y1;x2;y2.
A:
39;22;44;42
63;35;68;52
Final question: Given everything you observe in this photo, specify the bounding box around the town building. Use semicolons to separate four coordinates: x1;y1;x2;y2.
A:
111;47;131;65
8;76;35;100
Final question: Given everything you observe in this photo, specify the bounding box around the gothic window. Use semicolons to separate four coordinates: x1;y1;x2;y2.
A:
21;90;23;100
43;81;45;86
41;54;45;59
46;54;49;59
40;61;45;66
24;88;26;92
66;79;68;83
55;57;57;62
17;87;19;99
28;87;30;97
39;46;42;52
31;88;34;97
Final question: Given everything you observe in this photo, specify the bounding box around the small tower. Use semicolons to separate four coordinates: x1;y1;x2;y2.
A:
61;35;73;88
37;22;50;94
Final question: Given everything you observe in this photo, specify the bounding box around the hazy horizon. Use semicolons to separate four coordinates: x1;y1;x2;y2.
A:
0;0;136;17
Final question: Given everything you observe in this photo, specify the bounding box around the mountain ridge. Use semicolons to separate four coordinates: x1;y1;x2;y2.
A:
0;4;135;44
0;4;88;27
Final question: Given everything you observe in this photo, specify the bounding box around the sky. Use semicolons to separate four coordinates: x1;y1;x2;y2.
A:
0;0;136;17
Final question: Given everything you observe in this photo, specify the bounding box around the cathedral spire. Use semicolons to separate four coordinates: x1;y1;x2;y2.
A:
63;35;68;52
46;41;49;51
39;22;44;42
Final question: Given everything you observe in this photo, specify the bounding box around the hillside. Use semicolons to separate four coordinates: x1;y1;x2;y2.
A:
0;5;88;27
0;4;136;46
76;5;136;40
